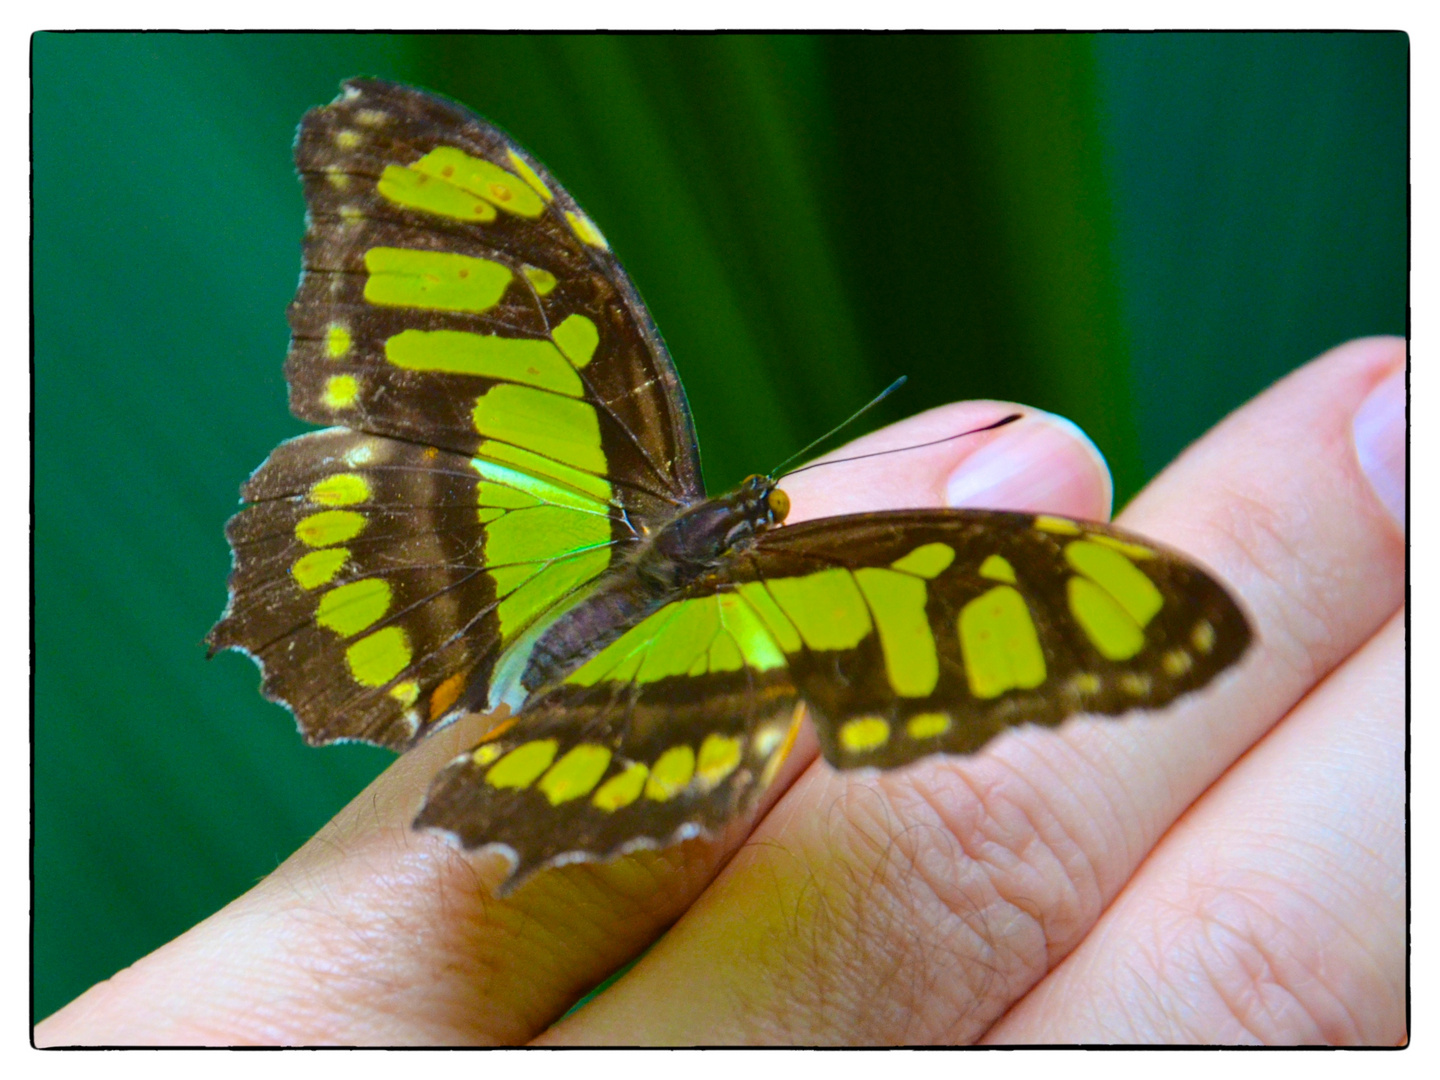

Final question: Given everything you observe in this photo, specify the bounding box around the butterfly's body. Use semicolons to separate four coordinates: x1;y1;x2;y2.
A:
211;80;1251;892
516;475;789;703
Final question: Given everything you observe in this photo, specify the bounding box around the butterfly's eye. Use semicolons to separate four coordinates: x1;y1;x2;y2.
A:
767;488;791;522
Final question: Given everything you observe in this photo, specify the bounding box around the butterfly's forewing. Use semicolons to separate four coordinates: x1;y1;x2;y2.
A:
288;79;701;515
738;509;1251;769
210;81;702;749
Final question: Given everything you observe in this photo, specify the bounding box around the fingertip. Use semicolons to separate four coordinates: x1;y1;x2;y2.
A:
943;409;1113;520
1352;365;1406;532
781;402;1113;524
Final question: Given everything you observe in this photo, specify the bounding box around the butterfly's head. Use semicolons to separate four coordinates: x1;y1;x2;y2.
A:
739;474;790;529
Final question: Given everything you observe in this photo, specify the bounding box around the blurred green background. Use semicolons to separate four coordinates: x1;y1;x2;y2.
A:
33;32;1406;1023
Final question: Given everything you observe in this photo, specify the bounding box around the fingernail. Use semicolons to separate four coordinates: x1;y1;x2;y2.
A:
944;411;1113;520
1352;367;1406;529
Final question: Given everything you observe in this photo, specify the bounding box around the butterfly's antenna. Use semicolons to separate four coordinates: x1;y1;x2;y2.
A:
767;376;908;479
780;412;1023;479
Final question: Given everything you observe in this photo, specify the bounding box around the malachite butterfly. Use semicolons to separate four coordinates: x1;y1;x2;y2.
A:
209;80;1252;894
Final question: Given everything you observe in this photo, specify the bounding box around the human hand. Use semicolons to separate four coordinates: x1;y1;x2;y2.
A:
37;336;1405;1046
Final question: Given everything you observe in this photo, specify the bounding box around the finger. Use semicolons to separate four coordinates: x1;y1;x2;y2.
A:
984;610;1405;1044
781;401;1112;523
36;401;1109;1046
542;337;1405;1045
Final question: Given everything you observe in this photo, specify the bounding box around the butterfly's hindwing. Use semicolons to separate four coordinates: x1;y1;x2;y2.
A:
211;427;600;747
415;670;802;890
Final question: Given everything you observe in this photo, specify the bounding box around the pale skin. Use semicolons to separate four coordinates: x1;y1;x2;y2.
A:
38;337;1405;1045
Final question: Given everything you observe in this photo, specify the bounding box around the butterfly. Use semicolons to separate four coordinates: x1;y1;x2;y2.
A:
209;79;1252;894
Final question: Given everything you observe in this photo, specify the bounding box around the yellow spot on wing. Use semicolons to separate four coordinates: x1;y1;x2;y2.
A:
522;265;558;296
1069;672;1101;695
890;542;955;578
326;324;352;358
377;163;498;223
1192;620;1216;654
593;762;648;811
486;739;559;789
317;578;391;637
472;384;605;473
292;547;349;590
566;210;610;249
335;130;361;148
1067;577;1145;660
507;149;554;202
717;592;788;672
363;247;514;314
855;567;939;697
356;109;388;126
838;716;890;752
323;375;359;409
959;585;1047;699
645;745;696;801
295;510;366;547
1120;672;1152;696
477;440;612;504
1086;533;1156;560
538;744;613;805
407;146;546;218
978;554;1017;583
735;583;802;653
308;473;370;507
386;329;583;396
471;744;504;768
1064;541;1163;627
1034;515;1082;535
1162;649;1193;676
345;625;412;687
696;734;743;788
389;680;420;706
765;569;872;651
552;313;600;367
906;712;951;739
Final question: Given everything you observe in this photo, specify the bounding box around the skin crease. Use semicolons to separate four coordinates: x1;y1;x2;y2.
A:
37;337;1405;1046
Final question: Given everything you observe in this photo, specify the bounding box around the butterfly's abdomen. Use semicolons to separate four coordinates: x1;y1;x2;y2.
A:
521;478;785;694
521;579;663;694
